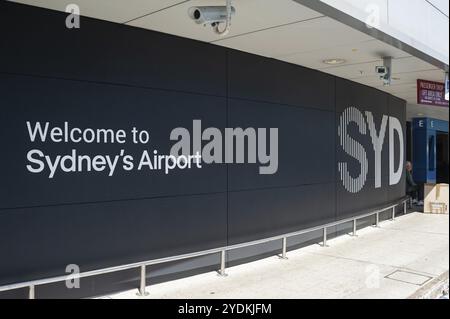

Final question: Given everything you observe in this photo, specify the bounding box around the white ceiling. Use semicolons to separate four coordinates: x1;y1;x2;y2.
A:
10;0;449;121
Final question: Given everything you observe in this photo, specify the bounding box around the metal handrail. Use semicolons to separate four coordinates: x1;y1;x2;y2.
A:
0;197;410;298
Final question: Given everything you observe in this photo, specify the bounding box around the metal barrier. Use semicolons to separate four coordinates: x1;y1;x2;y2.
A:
0;197;410;299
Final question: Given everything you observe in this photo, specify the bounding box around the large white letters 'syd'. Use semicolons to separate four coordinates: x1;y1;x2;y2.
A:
338;107;404;193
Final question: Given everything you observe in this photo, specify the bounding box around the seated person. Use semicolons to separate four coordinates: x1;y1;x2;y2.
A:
406;161;423;206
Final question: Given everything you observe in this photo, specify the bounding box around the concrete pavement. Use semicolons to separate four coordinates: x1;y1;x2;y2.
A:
102;212;449;299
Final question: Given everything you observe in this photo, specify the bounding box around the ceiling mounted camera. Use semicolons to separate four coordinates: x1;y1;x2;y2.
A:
375;57;392;86
188;0;235;36
375;66;388;77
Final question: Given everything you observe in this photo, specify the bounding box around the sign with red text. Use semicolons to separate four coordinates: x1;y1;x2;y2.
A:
417;79;449;107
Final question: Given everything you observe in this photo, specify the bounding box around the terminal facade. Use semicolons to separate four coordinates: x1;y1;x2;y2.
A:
0;1;448;298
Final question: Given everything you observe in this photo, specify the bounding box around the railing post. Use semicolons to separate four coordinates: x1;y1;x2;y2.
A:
218;250;227;277
322;227;328;247
375;212;380;227
391;206;396;221
352;219;357;236
29;285;35;299
137;265;149;296
281;237;288;259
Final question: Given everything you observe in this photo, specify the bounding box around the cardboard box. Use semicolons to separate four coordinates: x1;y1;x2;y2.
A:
424;183;449;214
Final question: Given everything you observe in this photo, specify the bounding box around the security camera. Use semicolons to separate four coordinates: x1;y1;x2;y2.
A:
375;66;390;86
188;6;236;27
376;57;392;86
375;66;388;77
375;56;392;86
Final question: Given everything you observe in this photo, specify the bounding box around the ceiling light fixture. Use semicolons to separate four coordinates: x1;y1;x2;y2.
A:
323;58;346;65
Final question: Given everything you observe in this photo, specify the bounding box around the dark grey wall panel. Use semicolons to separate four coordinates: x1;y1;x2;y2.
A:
0;3;226;97
0;193;227;285
228;99;335;190
228;183;336;244
0;73;227;209
228;50;335;111
336;179;388;218
335;79;405;218
335;78;390;182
